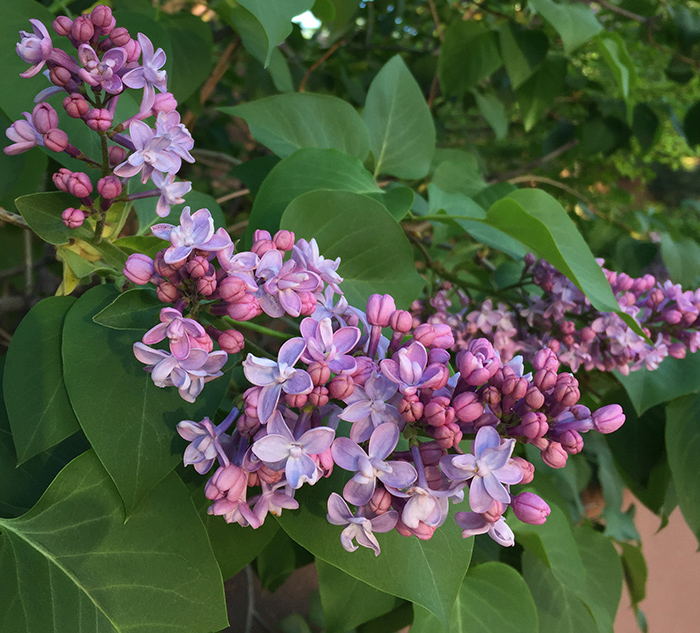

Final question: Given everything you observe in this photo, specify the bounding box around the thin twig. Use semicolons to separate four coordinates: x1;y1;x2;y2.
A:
428;0;444;41
0;207;30;230
23;230;33;299
508;174;602;215
586;0;650;23
216;188;250;204
299;37;346;92
227;219;248;234
190;149;242;166
488;139;579;183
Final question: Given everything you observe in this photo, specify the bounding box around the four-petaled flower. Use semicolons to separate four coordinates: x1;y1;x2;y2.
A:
300;317;360;373
338;372;402;442
122;33;168;113
326;493;397;556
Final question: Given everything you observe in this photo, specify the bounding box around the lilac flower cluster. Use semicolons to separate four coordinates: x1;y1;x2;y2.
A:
169;265;625;555
6;6;193;232
417;258;700;375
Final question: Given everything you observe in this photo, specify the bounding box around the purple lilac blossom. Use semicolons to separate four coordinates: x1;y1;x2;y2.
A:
142;307;207;360
326;493;397;556
292;238;343;294
300;317;360;373
177;412;235;474
151;171;192;217
122;33;168;113
454;512;515;546
77;44;126;93
16;19;53;78
380;341;444;395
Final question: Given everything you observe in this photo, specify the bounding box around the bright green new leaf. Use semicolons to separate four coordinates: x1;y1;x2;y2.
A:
4;297;80;464
499;21;549;90
439;21;502;96
515;56;567;131
596;32;636;102
62;286;227;515
363;55;436;179
223;93;370;160
247;148;381;243
281;190;424;309
666;393;700;545
0;451;228;633
530;0;602;54
411;562;538;633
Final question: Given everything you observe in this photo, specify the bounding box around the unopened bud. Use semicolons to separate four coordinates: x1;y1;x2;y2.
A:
152;92;178;114
52;168;72;192
366;293;396;327
53;16;73;36
197;274;217;297
49;65;73;88
227;294;261;321
541;441;567;469
285;393;308;408
511;492;550;525
63;93;90;118
67;172;93;198
511;456;535;484
591;404;625;434
389;309;412;333
32;103;58;134
123;253;154;285
308;361;331;386
108;145;127;167
156;281;181;303
85;108;113;132
328;374;354;400
308;386;329;407
90;5;115;32
186;256;210;280
61;207;85;229
43;128;69;152
218;329;244;354
97;175;121;200
273;230;295;251
452;391;483;423
71;16;95;42
109;27;131;47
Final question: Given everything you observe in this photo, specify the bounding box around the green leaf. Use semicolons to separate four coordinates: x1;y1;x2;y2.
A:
62;285;227;515
665;393;700;544
499;22;549;90
660;233;700;287
113;235;167;258
439;21;502;96
0;451;228;633
619;542;647;605
530;0;603;54
247;148;381;243
4;297;80;463
222;93;370;160
93;288;163;331
633;103;660;153
515;56;567;131
615;353;700;416
317;559;400;633
281;190;425;309
596;32;636;102
237;0;314;66
473;90;509;140
484;189;636;321
412;562;538;633
275;473;473;629
363;55;436;179
683;101;700;146
368;185;415;222
14;192;93;245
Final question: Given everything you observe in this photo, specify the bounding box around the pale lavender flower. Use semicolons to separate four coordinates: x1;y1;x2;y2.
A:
177;411;236;474
300;317;360;373
332;423;416;506
338;372;402;442
4;112;42;155
154;111;194;166
326;492;397;556
142;307;206;360
256;250;320;318
151;171;192;218
112;119;176;183
311;287;353;326
242;338;313;423
439;426;522;513
454;511;514;546
151;206;231;264
16;19;53;78
393;484;448;530
380;341;444;395
122;33;168;113
292;238;342;293
251;411;335;489
133;342;227;402
249;481;299;525
77;44;127;94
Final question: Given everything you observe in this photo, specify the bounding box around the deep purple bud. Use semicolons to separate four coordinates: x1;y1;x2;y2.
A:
389;309;413;333
32;103;58;134
61;207;85;229
591;404;625;434
218;329;244;354
67;172;93;198
108;145;127;167
511;492;550;525
43;128;68;152
662;308;683;325
452;391;483;423
419;441;444;466
53;16;73;36
85;108;113;132
71;16;94;42
123;253;154;285
109;27;131;47
273;230;295;251
366;293;396;327
97;175;121;200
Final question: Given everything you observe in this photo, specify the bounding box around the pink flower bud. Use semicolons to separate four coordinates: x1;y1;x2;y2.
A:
552;374;579;406
123;253;154;285
32;103;58;134
61;207;85;229
349;356;374;386
328;374;354;400
389;309;412;333
511;456;535;484
414;323;454;349
558;429;584;454
90;5;115;32
156;281;181;303
53;16;73;36
152;92;178;115
430;421;462;449
533;368;556;392
483;499;505;523
368;487;392;515
366;293;396;327
520;411;548;439
52;168;72;192
67;172;93;198
662;308;682;325
424;396;454;427
108;145;127;167
541;441;567;469
524;386;544;410
425;465;443;489
533;348;559;372
153;251;179;281
253;229;271;241
309;386;329;407
218;328;244;354
186;256;211;280
85;108;113;132
251;238;275;256
71;16;94;42
197;274;217;297
43;128;69;152
419;441;444;466
299;290;317;316
97;175;122;200
258;464;284;485
192;332;214;353
591;404;625;434
511;492;550;525
109;27;131;47
63;93;90;119
273;230;295;251
49;65;73;88
308;361;330;386
668;343;686;359
396;517;436;540
218;276;248;304
285;393;308;408
226;294;261;321
123;37;141;63
237;413;260;438
399;394;424;423
452;391;483;424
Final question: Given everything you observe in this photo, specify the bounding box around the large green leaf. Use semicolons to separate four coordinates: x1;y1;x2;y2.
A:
237;0;314;66
484;188;643;330
246;148;381;243
412;562;538;633
515;56;567;131
596;32;636;103
530;0;602;54
276;471;473;630
61;285;227;515
281;190;425;309
14;192;93;245
665;393;700;545
499;22;549;90
317;559;400;633
222;93;370;160
439;21;502;96
4;297;80;463
0;451;227;633
660;233;700;288
363;55;436;179
93;288;164;331
615;353;700;416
